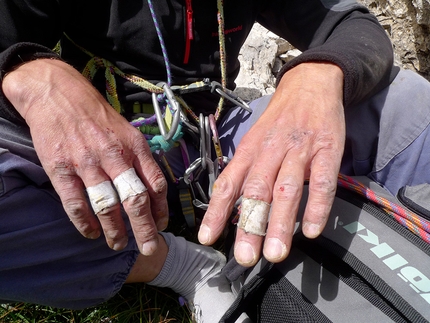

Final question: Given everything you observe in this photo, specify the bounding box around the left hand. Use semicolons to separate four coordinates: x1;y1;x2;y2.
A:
198;62;346;266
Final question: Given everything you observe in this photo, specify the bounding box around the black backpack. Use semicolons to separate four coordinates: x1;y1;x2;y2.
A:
221;175;430;323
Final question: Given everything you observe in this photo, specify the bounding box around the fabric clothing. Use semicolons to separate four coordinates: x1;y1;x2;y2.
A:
1;68;430;309
0;0;395;123
218;69;430;196
0;0;428;313
148;232;251;323
0;142;139;309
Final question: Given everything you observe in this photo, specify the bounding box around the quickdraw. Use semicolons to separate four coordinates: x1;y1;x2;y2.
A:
64;0;251;228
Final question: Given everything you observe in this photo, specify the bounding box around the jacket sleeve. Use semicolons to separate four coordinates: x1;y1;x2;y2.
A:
0;0;63;123
257;0;397;107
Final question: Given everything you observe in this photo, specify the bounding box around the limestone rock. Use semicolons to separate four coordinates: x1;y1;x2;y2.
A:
234;24;300;101
235;2;430;99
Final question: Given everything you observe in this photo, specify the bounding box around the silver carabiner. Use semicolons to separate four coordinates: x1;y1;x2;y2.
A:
183;157;203;185
199;114;207;170
152;83;182;141
210;81;252;113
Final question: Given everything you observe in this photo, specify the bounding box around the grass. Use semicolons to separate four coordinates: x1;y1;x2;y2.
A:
0;284;192;322
0;218;203;323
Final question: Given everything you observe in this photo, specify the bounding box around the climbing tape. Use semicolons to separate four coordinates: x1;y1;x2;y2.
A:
63;1;244;228
65;0;230;154
337;173;430;243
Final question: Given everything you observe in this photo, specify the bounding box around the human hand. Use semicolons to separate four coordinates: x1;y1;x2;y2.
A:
2;59;168;255
199;62;345;266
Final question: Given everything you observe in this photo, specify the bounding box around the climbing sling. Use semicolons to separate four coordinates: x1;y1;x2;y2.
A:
64;0;250;228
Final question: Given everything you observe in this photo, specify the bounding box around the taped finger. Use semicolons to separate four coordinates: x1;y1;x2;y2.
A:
113;168;147;202
238;197;271;236
86;181;120;214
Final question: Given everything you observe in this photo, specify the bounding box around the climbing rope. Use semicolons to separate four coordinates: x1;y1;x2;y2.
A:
68;0;231;153
215;0;226;120
337;174;430;243
63;1;250;227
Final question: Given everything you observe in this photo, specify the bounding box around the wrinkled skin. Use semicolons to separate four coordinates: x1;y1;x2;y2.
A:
3;59;344;264
199;62;345;266
3;59;169;255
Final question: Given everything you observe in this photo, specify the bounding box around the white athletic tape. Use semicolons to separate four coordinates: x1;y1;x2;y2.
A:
86;181;120;214
113;168;147;202
237;197;271;236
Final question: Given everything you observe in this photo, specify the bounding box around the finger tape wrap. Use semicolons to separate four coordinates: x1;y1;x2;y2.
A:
238;197;270;236
86;181;120;214
113;168;147;202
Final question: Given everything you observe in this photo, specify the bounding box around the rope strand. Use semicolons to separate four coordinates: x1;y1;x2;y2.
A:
147;0;173;85
337;174;430;243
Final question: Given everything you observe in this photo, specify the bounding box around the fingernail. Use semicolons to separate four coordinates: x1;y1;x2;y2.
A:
112;237;128;251
235;241;257;266
87;229;101;240
141;240;158;256
198;224;211;245
264;238;287;261
303;222;321;238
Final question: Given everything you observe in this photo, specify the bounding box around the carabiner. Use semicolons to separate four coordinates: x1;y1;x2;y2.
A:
152;83;182;141
183;157;203;185
199;114;207;170
208;114;224;169
210;81;252;113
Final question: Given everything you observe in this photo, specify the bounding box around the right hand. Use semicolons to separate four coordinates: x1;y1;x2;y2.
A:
2;58;168;255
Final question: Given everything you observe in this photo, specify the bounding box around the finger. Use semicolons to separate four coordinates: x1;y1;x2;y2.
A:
101;131;167;255
199;141;262;245
72;147;131;251
198;167;242;245
263;157;307;263
233;154;282;265
302;151;340;239
49;165;102;240
234;198;271;266
113;167;161;256
134;149;169;232
86;179;127;250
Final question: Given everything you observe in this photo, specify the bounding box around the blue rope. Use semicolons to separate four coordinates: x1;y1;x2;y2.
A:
147;0;173;86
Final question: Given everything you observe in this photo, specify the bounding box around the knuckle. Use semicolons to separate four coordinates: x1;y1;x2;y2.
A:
135;221;158;238
244;177;272;200
212;174;236;198
125;193;150;216
63;198;88;218
49;158;76;176
100;141;125;159
287;129;313;148
77;148;100;169
309;174;336;196
150;171;168;198
273;176;302;201
234;144;254;163
62;198;94;233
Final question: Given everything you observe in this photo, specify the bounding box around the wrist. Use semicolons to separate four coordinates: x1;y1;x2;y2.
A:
278;62;344;99
2;58;69;121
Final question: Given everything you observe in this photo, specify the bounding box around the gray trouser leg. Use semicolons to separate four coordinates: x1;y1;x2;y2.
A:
0;118;139;309
344;69;430;195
